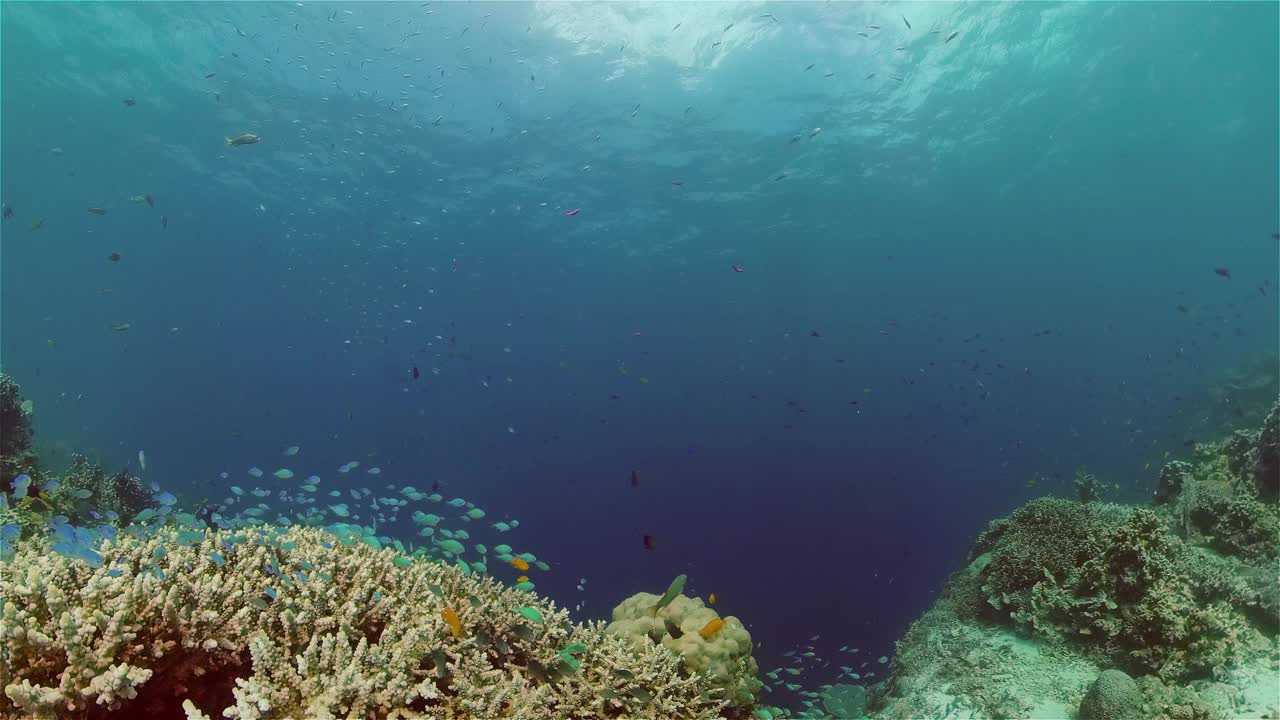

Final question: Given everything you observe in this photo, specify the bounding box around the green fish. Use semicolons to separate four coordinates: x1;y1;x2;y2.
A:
651;574;687;615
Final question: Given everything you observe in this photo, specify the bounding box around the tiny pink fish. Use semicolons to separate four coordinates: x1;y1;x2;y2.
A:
565;208;581;216
731;264;745;273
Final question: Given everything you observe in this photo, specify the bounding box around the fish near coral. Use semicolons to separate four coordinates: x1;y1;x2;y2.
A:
510;557;530;572
442;607;463;637
699;618;726;639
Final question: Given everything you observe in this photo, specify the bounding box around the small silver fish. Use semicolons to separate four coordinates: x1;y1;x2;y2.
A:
945;30;959;43
138;450;147;471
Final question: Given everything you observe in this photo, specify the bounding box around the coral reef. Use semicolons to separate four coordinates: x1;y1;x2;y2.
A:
869;402;1280;720
1256;402;1279;501
49;455;151;526
2;525;734;719
605;590;762;709
0;455;152;544
0;372;37;488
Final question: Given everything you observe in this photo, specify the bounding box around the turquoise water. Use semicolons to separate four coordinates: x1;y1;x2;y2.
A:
2;1;1276;713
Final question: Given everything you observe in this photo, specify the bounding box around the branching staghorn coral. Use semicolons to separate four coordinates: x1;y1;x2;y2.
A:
1;525;730;719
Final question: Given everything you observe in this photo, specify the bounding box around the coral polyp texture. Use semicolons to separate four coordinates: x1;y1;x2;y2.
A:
0;525;731;719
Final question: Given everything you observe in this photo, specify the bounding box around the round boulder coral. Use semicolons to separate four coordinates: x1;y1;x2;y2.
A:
1079;669;1141;720
606;591;762;707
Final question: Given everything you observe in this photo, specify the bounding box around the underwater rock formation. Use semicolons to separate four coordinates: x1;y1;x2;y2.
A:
867;402;1280;720
606;589;762;709
1;525;735;719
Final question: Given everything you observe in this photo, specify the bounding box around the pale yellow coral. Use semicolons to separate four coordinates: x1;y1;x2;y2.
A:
606;591;763;707
1;526;730;719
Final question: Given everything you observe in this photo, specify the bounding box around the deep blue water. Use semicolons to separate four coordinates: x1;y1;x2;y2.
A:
2;0;1277;705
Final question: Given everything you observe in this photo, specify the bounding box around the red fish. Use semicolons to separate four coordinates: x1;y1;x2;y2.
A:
564;208;581;216
1214;266;1231;279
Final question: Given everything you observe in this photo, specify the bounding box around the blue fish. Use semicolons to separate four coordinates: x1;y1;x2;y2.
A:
77;548;104;568
209;552;226;567
12;473;31;499
153;492;177;506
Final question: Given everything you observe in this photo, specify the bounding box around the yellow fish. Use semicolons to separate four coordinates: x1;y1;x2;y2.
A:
708;593;717;606
225;133;259;147
441;607;463;637
699;618;726;639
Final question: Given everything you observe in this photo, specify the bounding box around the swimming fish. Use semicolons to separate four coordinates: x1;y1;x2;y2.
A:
945;30;959;43
651;574;687;615
225;133;259;147
138;450;147;471
511;557;530;572
699;618;726;639
564;208;581;216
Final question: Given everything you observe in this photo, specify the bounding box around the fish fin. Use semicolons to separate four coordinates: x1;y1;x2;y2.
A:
225;137;233;146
